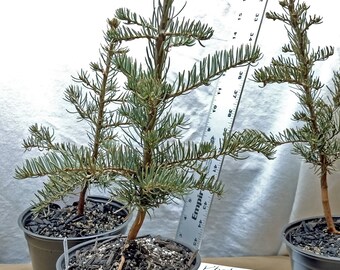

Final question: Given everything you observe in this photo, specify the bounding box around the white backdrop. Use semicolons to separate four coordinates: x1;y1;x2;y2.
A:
1;0;340;263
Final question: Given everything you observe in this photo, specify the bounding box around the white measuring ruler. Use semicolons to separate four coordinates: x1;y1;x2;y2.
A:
176;0;269;249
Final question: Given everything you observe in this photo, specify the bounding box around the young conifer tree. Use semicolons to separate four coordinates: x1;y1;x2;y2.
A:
16;0;276;246
108;0;275;241
253;0;340;233
15;18;126;216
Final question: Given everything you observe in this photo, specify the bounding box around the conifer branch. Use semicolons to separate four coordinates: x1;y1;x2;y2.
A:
171;45;261;98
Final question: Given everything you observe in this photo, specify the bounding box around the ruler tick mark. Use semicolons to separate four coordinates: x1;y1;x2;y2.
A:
176;0;269;249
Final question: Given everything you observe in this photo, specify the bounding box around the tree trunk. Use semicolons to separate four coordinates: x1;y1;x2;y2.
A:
127;208;146;240
77;184;88;216
320;160;339;233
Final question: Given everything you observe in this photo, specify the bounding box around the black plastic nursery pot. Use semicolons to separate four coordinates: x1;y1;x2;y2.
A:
18;195;131;270
56;234;202;270
283;216;340;270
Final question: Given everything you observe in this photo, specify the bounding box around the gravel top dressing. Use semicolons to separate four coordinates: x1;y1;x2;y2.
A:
287;217;340;258
65;235;198;270
24;199;127;238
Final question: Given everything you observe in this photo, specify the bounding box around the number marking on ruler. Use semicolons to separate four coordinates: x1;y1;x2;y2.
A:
176;0;269;249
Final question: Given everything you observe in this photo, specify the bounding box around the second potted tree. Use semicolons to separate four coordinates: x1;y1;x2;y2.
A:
15;18;132;270
253;0;340;269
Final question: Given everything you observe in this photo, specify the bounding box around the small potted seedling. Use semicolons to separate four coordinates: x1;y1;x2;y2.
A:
16;18;131;270
253;0;340;269
56;0;276;269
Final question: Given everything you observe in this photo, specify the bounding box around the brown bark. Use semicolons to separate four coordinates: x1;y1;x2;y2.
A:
77;28;116;217
127;208;147;241
77;184;88;216
320;162;339;233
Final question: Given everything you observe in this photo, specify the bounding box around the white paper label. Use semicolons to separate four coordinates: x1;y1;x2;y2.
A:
199;262;252;270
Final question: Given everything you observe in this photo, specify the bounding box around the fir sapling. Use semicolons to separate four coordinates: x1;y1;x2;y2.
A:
253;0;340;233
15;18;127;216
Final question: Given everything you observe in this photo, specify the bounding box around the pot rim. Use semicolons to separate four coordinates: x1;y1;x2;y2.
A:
282;215;340;262
18;195;132;242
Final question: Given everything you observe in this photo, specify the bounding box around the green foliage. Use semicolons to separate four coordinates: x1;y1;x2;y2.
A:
16;0;276;238
253;0;340;174
108;1;275;215
15;18;126;213
252;0;340;231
